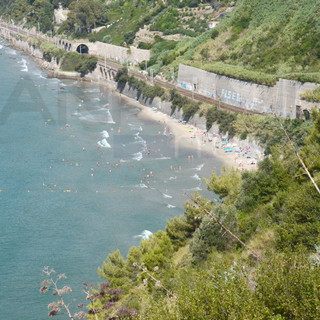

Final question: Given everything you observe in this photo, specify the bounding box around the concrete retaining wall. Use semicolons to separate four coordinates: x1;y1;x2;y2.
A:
55;38;150;64
178;64;320;118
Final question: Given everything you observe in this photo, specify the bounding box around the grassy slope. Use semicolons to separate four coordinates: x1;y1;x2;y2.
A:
174;0;320;85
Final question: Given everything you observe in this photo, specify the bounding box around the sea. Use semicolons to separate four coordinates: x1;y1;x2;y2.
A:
0;38;222;319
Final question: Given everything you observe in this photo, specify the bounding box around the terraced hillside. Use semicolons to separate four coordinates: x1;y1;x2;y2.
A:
166;0;320;85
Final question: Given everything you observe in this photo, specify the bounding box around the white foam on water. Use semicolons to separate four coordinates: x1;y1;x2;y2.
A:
167;204;176;208
106;109;115;124
120;159;130;163
98;108;115;124
20;58;28;72
191;163;204;171
6;48;17;55
134;230;153;240
97;138;111;148
0;44;3;49
79;108;115;124
33;72;46;79
128;123;143;131
135;183;148;189
163;193;173;199
48;78;60;82
191;174;201;181
132;152;143;161
153;156;171;160
169;176;177;180
135;136;147;148
185;186;203;191
101;130;109;138
132;133;148;160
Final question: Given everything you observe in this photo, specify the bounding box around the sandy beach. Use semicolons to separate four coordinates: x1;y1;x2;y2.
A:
55;69;264;171
4;35;263;171
117;94;263;171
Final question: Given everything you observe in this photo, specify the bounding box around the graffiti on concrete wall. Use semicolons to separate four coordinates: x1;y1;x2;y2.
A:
220;88;243;105
199;89;216;99
178;81;194;91
245;98;264;111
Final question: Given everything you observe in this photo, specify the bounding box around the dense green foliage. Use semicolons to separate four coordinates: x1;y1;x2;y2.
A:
201;106;313;154
300;87;320;103
115;67;165;100
40;41;65;63
24;37;97;76
185;0;320;84
90;0;165;45
88;111;320;319
2;0;320;86
169;89;200;121
59;0;108;37
60;52;98;76
0;0;54;33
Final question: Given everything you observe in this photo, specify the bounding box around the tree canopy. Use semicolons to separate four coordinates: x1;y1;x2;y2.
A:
59;0;108;36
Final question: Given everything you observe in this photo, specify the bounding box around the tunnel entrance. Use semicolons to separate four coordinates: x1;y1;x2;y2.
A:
303;109;310;120
76;44;89;54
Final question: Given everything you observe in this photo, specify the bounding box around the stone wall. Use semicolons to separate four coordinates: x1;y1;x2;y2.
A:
178;64;320;118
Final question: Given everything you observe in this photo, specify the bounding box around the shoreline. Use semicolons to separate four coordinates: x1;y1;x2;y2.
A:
2;35;262;170
115;93;262;171
61;71;263;171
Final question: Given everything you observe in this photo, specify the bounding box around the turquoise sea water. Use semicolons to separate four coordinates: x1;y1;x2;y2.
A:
0;39;221;319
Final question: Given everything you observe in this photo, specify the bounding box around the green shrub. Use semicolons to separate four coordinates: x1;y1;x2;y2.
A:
205;106;237;136
166;193;211;248
60;52;97;76
114;68;165;100
256;251;320;320
211;29;219;39
300;86;320;102
170;89;200;121
138;42;153;50
190;205;238;262
150;8;180;32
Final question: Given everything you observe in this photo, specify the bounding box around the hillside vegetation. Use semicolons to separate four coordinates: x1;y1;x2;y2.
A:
1;0;320;86
166;0;320;84
85;110;320;319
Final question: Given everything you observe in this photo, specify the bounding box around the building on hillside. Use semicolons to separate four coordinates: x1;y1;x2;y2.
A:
208;21;219;29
